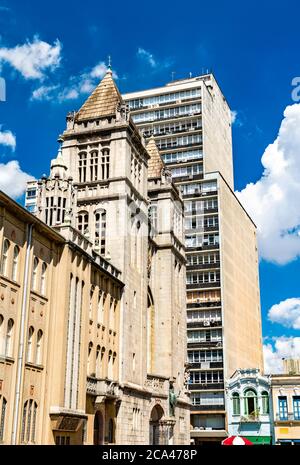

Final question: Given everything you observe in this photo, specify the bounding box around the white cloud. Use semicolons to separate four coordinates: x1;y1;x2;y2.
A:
137;47;157;68
31;84;59;101
0;129;16;150
31;61;118;102
231;110;238;124
0;36;61;80
0;160;34;198
268;297;300;329
236;103;300;264
263;337;300;374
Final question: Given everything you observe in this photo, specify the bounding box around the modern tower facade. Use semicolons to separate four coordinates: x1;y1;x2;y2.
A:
124;74;263;444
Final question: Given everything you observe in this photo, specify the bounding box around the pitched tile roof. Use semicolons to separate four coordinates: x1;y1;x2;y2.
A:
146;136;164;178
75;70;123;121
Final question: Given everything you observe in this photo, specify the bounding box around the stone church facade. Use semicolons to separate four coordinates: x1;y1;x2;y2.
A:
0;69;189;444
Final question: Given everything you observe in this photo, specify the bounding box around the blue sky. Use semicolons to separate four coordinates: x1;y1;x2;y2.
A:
1;0;300;372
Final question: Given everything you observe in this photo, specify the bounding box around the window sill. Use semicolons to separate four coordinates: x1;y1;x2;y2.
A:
0;355;14;364
25;361;44;371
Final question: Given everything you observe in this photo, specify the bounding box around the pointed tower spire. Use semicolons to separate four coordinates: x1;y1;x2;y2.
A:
146;136;165;178
75;67;122;121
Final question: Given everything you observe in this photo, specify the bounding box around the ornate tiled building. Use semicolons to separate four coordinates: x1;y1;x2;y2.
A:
0;69;190;445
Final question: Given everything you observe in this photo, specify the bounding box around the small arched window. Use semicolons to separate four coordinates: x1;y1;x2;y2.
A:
87;342;93;375
32;257;39;291
232;392;240;415
78;212;89;235
12;245;19;281
0;239;10;277
36;330;43;365
108;350;113;379
21;399;38;444
261;391;269;414
27;326;34;363
0;315;4;355
96;345;101;378
5;319;14;357
40;262;47;295
0;395;7;442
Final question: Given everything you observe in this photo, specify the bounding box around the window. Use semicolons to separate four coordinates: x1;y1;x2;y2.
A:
21;399;38;444
0;239;10;276
87;342;93;375
0;315;4;355
96;345;101;377
293;396;300;420
5;319;14;357
162;149;202;165
79;152;87;182
101;149;110;180
149;204;158;232
108;350;113;379
12;245;19;281
0;395;7;442
261;391;269;414
36;330;43;365
90;151;98;181
32;257;39;291
244;389;258;416
27;326;34;363
27;189;36;199
232;393;240;415
40;262;47;295
95;211;106;255
78;212;89;235
278;396;288;420
108;418;114;443
55;435;70;445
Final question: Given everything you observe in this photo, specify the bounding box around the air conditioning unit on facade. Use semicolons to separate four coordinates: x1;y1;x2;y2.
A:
203;320;210;326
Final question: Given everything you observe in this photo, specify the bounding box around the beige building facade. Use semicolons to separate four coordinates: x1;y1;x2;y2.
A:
271;363;300;445
2;70;190;445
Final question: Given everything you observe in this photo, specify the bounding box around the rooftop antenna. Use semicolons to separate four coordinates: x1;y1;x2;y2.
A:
171;71;176;81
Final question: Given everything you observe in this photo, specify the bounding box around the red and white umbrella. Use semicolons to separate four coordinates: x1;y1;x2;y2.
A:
222;435;254;446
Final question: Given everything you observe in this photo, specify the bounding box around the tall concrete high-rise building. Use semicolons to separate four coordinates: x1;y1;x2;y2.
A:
123;74;263;444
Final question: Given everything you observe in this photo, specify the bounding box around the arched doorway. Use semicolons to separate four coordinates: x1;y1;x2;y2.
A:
149;405;164;445
93;411;104;445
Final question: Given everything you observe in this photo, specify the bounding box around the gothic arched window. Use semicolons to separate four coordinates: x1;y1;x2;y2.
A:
32;257;39;291
27;326;34;363
79;152;87;183
21;399;38;444
95;210;106;255
101;149;110;180
78;212;89;235
0;395;7;442
12;245;19;281
0;239;10;277
90;151;99;181
40;262;47;295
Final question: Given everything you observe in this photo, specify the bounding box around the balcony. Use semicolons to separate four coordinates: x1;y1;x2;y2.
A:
191;405;225;412
187;301;221;309
240;414;261;423
86;376;120;399
275;413;300;423
187;341;223;349
187;263;220;271
188;382;224;391
188;362;224;369
187;282;220;290
187;320;222;329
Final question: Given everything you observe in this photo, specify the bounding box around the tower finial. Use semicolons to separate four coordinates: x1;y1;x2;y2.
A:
108;55;112;70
